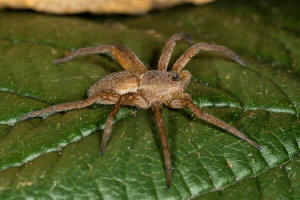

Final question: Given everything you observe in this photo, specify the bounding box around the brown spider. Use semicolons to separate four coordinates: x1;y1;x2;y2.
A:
18;33;260;188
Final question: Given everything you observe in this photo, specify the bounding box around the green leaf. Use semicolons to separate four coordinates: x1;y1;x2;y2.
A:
0;0;299;199
197;157;300;200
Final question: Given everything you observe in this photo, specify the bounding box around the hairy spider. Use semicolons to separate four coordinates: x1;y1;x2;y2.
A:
18;33;260;188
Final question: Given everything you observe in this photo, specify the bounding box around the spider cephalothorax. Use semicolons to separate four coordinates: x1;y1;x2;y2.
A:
19;33;260;188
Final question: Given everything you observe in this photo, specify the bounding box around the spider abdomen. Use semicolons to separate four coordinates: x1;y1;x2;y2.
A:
87;70;138;97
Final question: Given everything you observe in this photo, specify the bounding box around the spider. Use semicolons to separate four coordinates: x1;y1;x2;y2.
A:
18;33;260;188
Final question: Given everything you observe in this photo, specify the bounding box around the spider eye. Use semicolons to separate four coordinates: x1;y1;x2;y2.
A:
171;74;180;81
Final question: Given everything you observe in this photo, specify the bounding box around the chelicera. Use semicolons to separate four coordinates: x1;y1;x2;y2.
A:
18;33;260;188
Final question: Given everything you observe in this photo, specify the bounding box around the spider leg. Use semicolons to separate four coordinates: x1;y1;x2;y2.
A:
157;33;193;71
172;43;246;73
99;93;149;154
53;45;112;64
99;100;121;155
168;99;260;150
18;93;120;122
152;103;172;188
53;44;147;74
119;92;149;109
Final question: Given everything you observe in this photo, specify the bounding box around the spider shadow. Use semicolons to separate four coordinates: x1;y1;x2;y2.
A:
148;47;163;70
147;105;247;172
74;54;122;74
147;108;176;171
146;110;167;170
94;54;122;73
183;106;254;151
146;107;194;172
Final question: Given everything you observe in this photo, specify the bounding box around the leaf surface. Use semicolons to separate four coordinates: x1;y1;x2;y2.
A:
0;0;299;199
